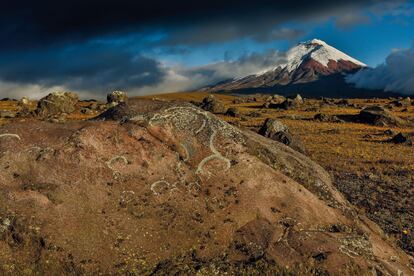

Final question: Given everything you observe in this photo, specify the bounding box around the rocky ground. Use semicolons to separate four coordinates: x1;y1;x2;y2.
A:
0;92;413;274
147;91;414;258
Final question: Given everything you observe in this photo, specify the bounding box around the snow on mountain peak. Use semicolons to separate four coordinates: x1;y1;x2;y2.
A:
283;38;367;72
308;38;327;45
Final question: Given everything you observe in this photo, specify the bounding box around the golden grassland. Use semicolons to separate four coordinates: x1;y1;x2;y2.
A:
2;92;413;176
0;100;97;124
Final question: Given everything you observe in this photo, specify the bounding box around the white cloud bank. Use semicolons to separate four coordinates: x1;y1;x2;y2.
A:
347;44;414;95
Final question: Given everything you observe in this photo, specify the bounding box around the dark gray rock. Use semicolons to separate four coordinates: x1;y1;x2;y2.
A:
200;95;227;114
390;133;413;145
225;107;241;117
358;106;404;126
258;118;306;153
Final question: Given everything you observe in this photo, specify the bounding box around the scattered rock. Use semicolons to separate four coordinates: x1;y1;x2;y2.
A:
247;111;261;118
272;94;286;104
107;91;128;106
80;108;94;115
200;95;227;114
15;96;32;117
247;97;258;102
263;95;286;108
258;118;305;153
314;113;344;123
358;106;404;126
35;92;79;118
389;133;413;145
258;118;288;136
269;94;303;110
225;107;241;117
292;94;303;104
337;99;351;106
384;129;397;136
390;97;411;108
321;97;335;105
314;113;330;122
232;98;246;104
97;104;108;111
269;99;296;110
262;102;271;108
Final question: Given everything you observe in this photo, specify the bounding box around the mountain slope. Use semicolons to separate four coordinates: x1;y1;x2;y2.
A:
205;39;375;97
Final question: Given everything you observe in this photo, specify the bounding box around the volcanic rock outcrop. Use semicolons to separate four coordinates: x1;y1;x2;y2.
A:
35;92;79;118
0;99;412;274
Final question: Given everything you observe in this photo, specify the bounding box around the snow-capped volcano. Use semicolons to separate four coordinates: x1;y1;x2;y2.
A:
283;39;366;72
205;39;369;97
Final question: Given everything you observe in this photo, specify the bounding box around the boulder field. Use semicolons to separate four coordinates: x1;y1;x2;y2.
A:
0;98;412;274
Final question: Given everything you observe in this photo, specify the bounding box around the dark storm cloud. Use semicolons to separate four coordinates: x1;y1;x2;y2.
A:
0;0;379;51
0;42;166;92
0;0;404;97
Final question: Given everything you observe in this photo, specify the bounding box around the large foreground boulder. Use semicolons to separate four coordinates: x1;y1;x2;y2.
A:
35;92;79;118
358;106;404;126
0;99;412;274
